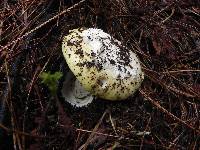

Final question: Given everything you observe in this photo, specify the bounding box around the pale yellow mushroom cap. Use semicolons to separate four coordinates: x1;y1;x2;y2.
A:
62;28;144;100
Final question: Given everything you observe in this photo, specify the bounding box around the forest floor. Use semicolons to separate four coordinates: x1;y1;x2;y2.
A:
0;0;199;149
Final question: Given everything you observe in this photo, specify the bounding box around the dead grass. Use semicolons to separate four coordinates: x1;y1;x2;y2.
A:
0;0;199;149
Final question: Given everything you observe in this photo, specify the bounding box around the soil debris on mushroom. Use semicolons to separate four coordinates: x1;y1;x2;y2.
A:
62;28;144;101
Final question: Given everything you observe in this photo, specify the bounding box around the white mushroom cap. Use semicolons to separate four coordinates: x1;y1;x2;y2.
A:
62;28;144;100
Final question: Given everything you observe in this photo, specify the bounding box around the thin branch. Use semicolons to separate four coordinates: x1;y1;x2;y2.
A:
139;89;200;135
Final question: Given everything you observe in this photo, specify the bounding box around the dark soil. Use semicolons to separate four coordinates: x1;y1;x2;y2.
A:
0;0;199;149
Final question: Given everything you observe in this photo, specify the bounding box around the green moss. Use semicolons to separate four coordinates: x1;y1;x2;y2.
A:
40;71;63;96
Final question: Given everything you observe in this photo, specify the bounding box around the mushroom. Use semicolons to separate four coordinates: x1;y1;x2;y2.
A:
61;70;94;107
62;28;144;102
